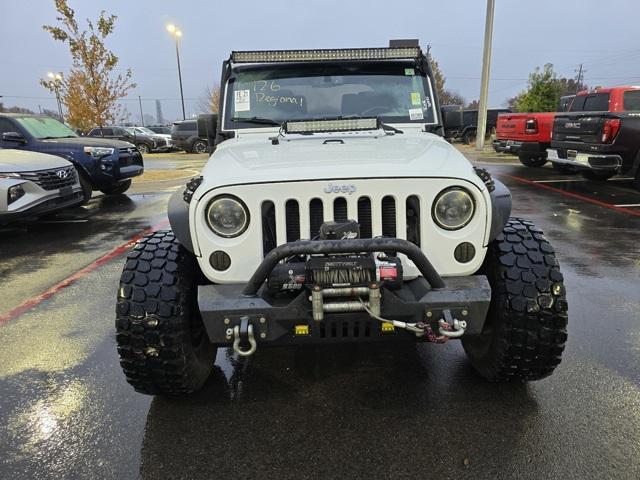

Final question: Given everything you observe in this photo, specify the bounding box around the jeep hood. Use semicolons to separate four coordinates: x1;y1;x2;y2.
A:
199;133;481;193
0;148;72;172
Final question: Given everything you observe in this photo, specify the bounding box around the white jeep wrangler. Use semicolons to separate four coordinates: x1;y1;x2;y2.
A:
115;44;568;395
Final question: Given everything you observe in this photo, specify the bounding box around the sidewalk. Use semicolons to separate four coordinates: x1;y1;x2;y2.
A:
454;143;520;165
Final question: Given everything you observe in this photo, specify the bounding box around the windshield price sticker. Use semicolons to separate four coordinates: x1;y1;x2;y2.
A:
404;68;415;76
409;108;424;121
411;92;422;106
234;90;251;112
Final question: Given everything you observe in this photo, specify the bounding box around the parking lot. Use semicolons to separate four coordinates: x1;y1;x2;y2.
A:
0;148;638;480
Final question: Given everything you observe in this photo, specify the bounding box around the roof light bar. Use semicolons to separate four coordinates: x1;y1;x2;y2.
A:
284;118;379;134
232;47;421;63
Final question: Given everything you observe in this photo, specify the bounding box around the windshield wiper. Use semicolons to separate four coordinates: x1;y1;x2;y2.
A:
40;135;76;139
379;122;403;134
231;117;282;127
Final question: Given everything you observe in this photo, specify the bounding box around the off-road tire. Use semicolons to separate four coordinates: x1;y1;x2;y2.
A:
115;230;216;395
192;140;208;154
518;153;548;168
100;179;132;195
462;218;568;382
136;143;150;155
580;170;615;182
78;173;93;205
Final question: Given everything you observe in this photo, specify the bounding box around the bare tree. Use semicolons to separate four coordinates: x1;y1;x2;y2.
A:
196;85;220;113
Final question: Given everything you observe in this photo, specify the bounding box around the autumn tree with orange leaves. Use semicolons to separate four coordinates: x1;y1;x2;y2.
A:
40;0;135;131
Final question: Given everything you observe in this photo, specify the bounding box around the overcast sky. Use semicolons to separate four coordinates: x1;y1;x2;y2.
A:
1;0;639;123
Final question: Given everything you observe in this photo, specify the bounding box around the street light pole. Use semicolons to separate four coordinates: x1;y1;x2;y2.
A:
167;24;186;120
475;0;496;150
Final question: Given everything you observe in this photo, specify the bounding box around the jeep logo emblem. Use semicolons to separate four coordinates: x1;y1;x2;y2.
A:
323;183;356;195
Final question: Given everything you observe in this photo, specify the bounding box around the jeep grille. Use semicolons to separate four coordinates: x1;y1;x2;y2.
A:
261;194;421;255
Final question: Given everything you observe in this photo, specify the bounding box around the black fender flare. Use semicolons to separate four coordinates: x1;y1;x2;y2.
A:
168;191;195;253
488;178;512;243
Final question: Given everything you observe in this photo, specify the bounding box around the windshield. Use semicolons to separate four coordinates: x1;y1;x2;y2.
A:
135;127;156;135
225;62;436;130
16;117;78;139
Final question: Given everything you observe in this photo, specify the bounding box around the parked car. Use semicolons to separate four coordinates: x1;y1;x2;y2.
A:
115;43;569;395
0;114;143;203
171;120;208;153
449;108;511;144
493;96;575;167
147;125;172;135
130;126;173;152
548;86;640;188
86;126;166;154
0;148;83;223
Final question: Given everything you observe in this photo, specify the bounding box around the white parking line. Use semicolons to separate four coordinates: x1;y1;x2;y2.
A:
613;204;640;208
533;179;586;183
533;177;634;184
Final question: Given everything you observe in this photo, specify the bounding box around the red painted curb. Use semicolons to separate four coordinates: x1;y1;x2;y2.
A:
0;220;170;327
501;174;640;218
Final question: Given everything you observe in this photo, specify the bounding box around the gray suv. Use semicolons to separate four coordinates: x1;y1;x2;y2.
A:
170;120;208;153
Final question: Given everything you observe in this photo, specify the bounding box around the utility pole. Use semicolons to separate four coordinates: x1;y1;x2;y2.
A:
138;95;144;126
575;64;585;92
475;0;496;151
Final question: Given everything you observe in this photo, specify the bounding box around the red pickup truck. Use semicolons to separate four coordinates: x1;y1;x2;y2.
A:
493;112;556;167
495;89;640;168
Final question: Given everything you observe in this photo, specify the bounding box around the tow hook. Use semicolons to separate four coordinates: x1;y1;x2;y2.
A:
231;316;257;356
438;309;467;338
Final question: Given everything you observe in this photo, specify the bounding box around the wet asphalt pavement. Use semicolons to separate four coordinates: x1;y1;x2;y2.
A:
1;150;639;479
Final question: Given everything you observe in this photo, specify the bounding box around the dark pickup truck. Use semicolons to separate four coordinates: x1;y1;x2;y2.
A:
0;114;144;202
547;86;640;189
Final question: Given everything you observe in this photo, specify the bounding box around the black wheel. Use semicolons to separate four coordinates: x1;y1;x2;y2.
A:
518;153;548;168
462;131;476;145
462;218;568;382
100;179;132;195
192;140;208;154
115;230;216;395
580;170;615;182
78;173;93;205
136;143;150;155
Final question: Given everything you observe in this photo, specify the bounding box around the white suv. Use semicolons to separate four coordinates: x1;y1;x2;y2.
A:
0;148;82;222
115;44;569;395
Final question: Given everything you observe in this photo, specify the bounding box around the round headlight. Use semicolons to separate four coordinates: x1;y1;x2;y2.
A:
205;195;249;238
432;187;475;230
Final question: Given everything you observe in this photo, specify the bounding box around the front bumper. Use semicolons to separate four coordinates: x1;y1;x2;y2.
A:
197;238;491;347
0;184;83;222
547;148;621;172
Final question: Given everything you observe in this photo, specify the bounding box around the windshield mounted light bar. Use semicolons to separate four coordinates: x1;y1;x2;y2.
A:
284;117;379;134
231;47;421;64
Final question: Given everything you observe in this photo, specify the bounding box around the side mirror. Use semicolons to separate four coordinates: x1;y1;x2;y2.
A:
441;105;464;130
197;113;218;153
1;131;27;143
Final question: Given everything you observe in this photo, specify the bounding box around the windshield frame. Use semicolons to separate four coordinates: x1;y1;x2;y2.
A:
221;60;438;132
15;116;78;139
